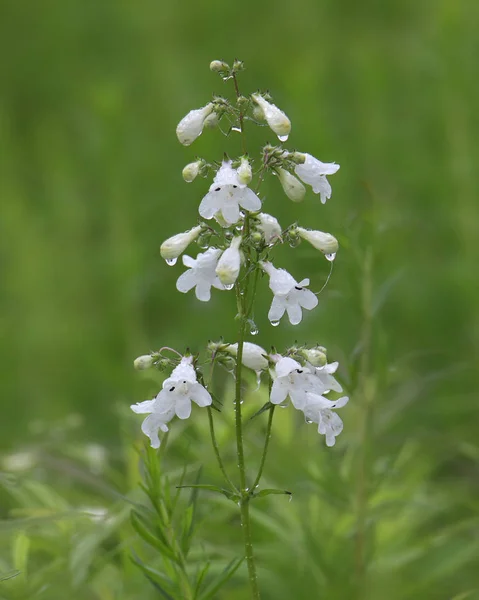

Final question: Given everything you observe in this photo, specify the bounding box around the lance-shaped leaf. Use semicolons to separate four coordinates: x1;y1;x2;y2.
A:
130;510;179;563
198;557;244;600
252;488;292;499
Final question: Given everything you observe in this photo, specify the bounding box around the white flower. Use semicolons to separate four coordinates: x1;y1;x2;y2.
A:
131;356;212;448
176;248;225;301
226;342;269;371
305;361;343;393
261;261;318;325
251;94;291;141
270;357;322;409
160;226;203;262
176;103;215;146
303;393;349;447
295;227;339;257
276;168;306;203
237;157;252;185
256;213;282;245
133;355;154;370
215;236;242;286
294;153;340;204
199;161;261;225
182;161;202;183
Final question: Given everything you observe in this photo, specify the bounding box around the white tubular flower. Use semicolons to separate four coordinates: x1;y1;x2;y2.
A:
277;168;306;203
251;94;291;141
199;160;261;225
226;342;269;371
270;357;321;409
294;153;340;204
176;103;215;146
182;161;202;183
133;355;154;370
303;393;349;447
261;261;318;325
295;227;339;258
131;356;212;448
176;248;225;301
161;226;203;263
215;236;242;287
237;157;252;185
305;361;343;393
257;213;282;245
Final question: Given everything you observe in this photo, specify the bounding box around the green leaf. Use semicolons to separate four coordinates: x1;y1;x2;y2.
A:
176;484;239;502
247;401;273;423
130;555;176;600
130;510;179;564
0;570;20;582
12;531;30;576
198;557;244;600
194;562;211;598
253;488;292;499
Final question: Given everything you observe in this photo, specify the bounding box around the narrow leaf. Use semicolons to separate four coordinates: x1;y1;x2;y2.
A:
130;510;178;563
199;557;244;600
253;488;292;499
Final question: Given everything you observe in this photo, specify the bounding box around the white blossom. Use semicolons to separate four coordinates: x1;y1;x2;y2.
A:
176;248;225;301
305;361;343;393
251;94;291;141
226;342;269;371
303;392;349;446
237;157;252;185
256;213;282;245
277;168;305;202
294;152;340;204
176;103;215;146
133;355;154;370
161;226;203;262
261;261;318;325
182;161;202;183
130;356;212;448
270;357;323;410
295;227;339;257
199;161;261;225
215;236;242;286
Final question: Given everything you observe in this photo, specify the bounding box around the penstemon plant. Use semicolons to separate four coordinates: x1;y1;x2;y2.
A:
130;59;348;600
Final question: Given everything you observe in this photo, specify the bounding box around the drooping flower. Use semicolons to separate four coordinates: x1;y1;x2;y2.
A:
176;248;225;301
226;342;269;371
293;152;340;204
269;357;324;409
294;227;339;259
130;356;212;448
199;161;261;226
160;226;203;263
303;392;349;446
176;103;215;146
215;236;242;287
276;168;306;203
256;213;282;245
260;261;318;325
251;94;291;141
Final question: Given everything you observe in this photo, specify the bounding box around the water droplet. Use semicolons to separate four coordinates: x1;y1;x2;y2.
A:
165;257;177;266
288;494;293;503
271;320;280;327
248;320;258;335
305;418;313;424
231;126;242;133
288;237;301;248
325;252;336;262
224;283;234;291
254;371;261;390
235;225;243;232
278;134;289;142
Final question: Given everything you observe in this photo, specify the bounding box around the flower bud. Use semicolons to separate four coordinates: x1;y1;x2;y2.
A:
215;237;242;286
237;157;252;185
295;227;339;256
210;60;229;72
203;111;219;129
256;213;282;245
182;160;202;183
300;347;327;367
277;168;305;202
251;94;291;141
160;225;203;262
226;342;269;371
176;103;214;146
134;355;154;370
252;105;265;121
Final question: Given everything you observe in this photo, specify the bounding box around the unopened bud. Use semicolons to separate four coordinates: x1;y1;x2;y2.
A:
226;342;268;371
277;168;305;202
215;237;242;286
210;60;229;72
251;94;291;141
160;225;203;261
252;105;265;121
182;160;202;183
257;213;282;244
301;347;327;367
203;111;219;129
176;103;214;146
295;227;339;256
134;355;154;370
237;157;252;185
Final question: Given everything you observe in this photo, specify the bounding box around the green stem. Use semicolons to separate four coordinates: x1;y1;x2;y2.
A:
232;72;247;155
251;406;275;492
207;406;237;492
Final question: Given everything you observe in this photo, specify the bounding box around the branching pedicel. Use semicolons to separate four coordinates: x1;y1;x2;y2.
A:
131;59;348;599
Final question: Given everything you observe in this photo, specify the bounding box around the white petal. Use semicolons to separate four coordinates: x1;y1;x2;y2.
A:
238;188;261;212
211;161;241;187
141;414;168;448
270;379;289;404
268;295;286;323
276;357;302;378
175;396;192;419
221;198;241;224
176;270;197;293
269;267;297;296
322;361;339;374
190;383;212;407
130;399;157;414
170;358;197;383
199;191;221;219
182;255;196;269
298;289;318;310
286;303;302;325
195;281;212;302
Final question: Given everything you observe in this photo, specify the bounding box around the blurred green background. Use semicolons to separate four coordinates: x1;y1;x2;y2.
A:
1;0;478;598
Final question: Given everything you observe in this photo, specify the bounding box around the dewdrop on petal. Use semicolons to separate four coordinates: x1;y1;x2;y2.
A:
251;94;291;141
277;168;306;203
226;342;269;371
182;160;202;183
160;225;203;264
215;236;242;287
176;103;215;146
237;157;252;185
134;355;154;370
295;227;339;258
